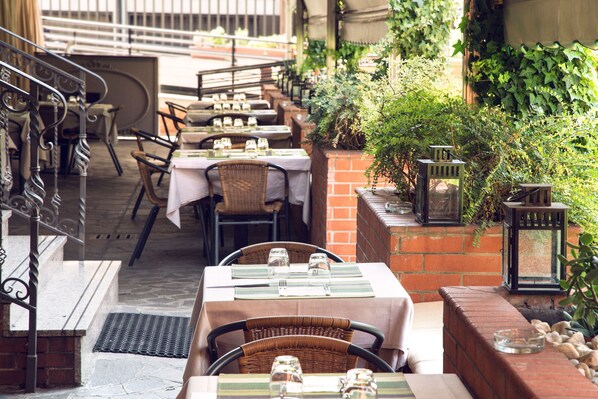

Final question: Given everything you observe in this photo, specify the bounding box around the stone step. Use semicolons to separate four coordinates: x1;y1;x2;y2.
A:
3;235;67;292
9;259;121;383
2;210;10;237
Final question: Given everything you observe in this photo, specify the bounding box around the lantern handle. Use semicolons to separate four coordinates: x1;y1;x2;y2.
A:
443;148;462;162
506;187;540;203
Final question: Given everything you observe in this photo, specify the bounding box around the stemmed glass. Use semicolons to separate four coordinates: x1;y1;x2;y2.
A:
340;368;378;399
269;355;303;399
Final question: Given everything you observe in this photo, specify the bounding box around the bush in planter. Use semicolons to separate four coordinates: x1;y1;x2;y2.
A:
304;71;371;150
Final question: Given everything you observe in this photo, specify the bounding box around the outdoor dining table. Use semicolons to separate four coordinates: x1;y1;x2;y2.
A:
184;109;278;126
9;102;118;179
187;99;271;110
179;125;292;149
180;262;414;395
181;373;473;399
166;148;312;228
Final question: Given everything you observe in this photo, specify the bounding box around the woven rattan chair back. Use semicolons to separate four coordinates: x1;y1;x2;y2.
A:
243;316;354;343
198;133;260;150
131;150;167;208
219;241;345;265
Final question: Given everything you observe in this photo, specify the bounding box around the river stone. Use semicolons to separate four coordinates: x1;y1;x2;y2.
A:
580;350;598;370
576;344;594;358
531;319;551;334
591;336;598;350
552;321;571;335
569;332;587;345
557;343;580;359
545;331;562;345
577;363;592;378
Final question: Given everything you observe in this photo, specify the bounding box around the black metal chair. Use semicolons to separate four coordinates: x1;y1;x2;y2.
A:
204;160;290;265
207;315;384;363
206;335;394;376
218;241;344;266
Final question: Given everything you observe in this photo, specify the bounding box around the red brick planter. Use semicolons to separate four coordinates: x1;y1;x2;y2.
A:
441;286;598;399
290;115;313;155
310;147;377;262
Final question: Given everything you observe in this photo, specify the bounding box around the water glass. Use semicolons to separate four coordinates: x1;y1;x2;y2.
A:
233;93;241;101
245;139;257;153
257;138;269;151
212;140;223;157
223;116;233;127
242;102;251;111
232;102;241;111
219;93;228;101
212;94;220;102
213;103;223;112
212;118;223;128
269;355;303;399
220;137;232;150
268;248;290;278
340;369;377;399
222;102;231;111
234;118;244;127
307;253;331;284
239;93;246;101
247;116;258;127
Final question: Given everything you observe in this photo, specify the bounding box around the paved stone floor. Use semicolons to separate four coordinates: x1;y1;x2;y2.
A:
3;134;295;398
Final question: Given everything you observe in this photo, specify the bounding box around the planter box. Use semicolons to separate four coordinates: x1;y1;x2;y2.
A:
290;115;313;155
310;147;377;262
355;188;581;303
276;101;307;127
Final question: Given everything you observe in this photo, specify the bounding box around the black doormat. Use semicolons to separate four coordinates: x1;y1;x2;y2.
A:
93;313;193;358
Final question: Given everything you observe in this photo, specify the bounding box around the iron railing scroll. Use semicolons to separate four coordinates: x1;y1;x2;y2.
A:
0;26;109;261
0;60;67;392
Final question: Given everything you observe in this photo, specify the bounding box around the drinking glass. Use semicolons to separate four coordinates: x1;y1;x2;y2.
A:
232;102;241;111
220;137;232;150
212;140;223;157
212;94;220;102
340;369;377;399
268;248;290;278
220;93;228;101
234;118;244;127
222;102;231;111
239;93;246;101
257;138;269;151
223;116;233;127
212;118;223;128
247;116;258;127
307;253;331;285
213;103;223;112
242;102;251;111
233;93;241;101
245;139;257;153
269;355;303;399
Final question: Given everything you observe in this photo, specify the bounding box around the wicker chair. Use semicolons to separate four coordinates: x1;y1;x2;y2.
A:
206;335;394;376
198;133;260;150
128;150;171;266
207;315;384;363
218;241;344;266
205;160;289;265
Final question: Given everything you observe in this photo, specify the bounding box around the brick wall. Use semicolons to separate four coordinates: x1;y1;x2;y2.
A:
0;301;80;388
441;286;598;399
311;147;375;262
290;115;313;155
276;102;307;127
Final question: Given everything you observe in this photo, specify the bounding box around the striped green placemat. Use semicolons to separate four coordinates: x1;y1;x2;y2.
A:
234;280;374;300
217;373;415;398
231;264;362;279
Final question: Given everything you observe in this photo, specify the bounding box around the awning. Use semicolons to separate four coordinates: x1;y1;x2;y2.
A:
303;0;328;41
504;0;598;48
341;0;389;44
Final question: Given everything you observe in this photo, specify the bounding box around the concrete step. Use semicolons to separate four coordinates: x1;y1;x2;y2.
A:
2;210;10;236
3;235;67;292
9;260;121;383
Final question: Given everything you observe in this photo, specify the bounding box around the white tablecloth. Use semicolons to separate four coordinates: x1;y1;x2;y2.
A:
180;126;291;149
166;150;311;227
181;263;414;385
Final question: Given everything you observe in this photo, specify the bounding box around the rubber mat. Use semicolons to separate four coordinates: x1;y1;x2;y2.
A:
93;313;193;358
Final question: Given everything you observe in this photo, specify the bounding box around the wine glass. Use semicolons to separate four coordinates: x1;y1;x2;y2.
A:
269;355;303;399
268;248;290;278
307;253;331;285
340;368;377;399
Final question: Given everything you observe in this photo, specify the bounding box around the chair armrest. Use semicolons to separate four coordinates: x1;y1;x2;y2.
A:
132;128;178;150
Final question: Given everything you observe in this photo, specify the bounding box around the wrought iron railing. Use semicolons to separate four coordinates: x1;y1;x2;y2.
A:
0;27;107;391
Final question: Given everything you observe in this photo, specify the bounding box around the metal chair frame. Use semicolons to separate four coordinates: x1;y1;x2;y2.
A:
218;241;344;266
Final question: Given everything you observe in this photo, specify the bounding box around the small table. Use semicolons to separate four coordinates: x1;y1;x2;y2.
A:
182;263;414;386
180;125;291;149
179;373;473;399
166;149;312;228
184;109;278;126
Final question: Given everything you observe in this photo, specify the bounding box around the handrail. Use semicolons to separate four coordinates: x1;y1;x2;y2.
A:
0;26;108;107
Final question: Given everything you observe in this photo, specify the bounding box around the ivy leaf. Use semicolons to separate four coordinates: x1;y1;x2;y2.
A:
563;48;582;62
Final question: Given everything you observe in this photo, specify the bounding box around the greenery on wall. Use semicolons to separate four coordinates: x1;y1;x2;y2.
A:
302;39;367;74
455;0;598;118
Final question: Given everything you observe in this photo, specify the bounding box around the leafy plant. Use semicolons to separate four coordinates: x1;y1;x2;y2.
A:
302;39;369;74
559;234;598;334
305;71;369;150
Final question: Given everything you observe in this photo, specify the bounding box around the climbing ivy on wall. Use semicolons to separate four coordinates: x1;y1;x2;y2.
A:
455;0;598;118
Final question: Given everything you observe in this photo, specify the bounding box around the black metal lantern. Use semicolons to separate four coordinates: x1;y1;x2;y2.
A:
502;184;569;294
415;146;465;226
290;77;302;104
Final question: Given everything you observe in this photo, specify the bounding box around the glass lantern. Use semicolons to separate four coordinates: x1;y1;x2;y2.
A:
502;184;568;294
415;146;465;226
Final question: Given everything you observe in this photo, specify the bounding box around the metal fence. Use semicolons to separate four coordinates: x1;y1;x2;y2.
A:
39;0;284;39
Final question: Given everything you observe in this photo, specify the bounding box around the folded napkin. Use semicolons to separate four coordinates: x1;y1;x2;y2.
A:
216;373;415;399
231;263;362;279
234;280;374;300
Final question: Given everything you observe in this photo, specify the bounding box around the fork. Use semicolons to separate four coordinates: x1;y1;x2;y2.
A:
278;279;287;296
324;283;331;296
